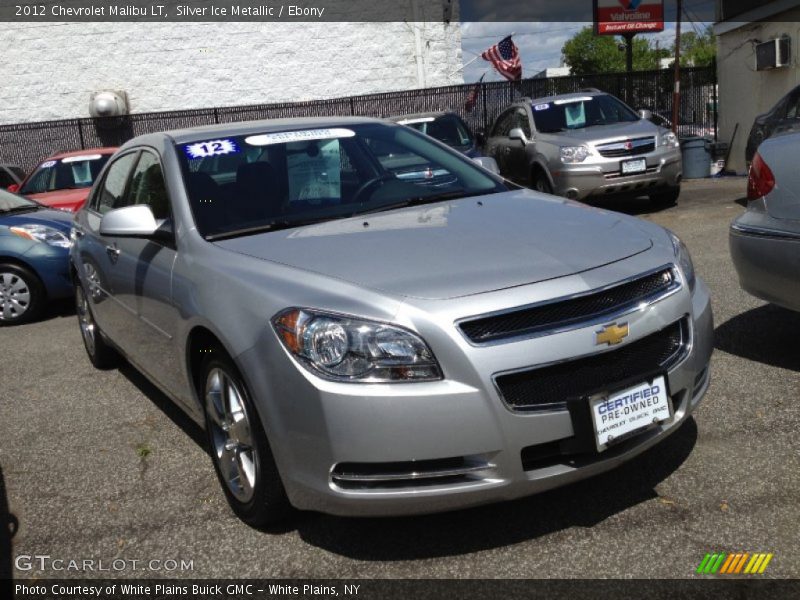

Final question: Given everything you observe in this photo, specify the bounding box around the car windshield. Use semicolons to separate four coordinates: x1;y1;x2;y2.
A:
0;187;38;212
20;154;111;195
177;122;506;239
402;115;474;151
532;95;639;133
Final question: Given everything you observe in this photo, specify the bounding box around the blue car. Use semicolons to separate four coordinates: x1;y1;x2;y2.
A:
0;188;73;325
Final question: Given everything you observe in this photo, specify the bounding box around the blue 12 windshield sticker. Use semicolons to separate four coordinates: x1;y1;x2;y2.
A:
183;139;240;159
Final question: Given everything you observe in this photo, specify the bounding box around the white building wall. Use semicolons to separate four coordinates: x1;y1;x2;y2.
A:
0;20;463;124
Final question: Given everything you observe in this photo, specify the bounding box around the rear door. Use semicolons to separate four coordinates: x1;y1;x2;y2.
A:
73;150;139;344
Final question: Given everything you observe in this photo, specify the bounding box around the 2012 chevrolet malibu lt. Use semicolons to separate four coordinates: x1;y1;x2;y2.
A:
70;117;713;525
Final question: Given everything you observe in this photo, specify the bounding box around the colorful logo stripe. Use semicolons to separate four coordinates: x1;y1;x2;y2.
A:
696;552;773;574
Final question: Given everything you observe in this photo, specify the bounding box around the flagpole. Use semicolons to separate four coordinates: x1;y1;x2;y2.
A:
448;33;516;78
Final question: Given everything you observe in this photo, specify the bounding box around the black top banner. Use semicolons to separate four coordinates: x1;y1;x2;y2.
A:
0;0;728;23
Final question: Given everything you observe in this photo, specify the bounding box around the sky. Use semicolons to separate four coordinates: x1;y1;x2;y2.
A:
459;21;710;84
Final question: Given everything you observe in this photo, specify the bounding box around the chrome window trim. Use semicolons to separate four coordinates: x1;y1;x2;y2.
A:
491;315;693;414
456;264;681;347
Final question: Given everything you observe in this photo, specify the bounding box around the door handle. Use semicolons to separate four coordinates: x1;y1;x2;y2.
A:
106;244;120;260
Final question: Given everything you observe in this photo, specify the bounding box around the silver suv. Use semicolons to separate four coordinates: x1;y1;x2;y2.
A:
485;91;683;206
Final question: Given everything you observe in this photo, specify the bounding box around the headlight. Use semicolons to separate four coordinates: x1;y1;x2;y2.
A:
272;308;442;382
670;233;696;292
660;131;679;148
560;146;590;163
9;224;71;248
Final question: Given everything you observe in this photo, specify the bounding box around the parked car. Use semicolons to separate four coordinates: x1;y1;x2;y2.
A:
745;84;800;165
12;147;117;212
0;187;73;325
71;117;712;525
731;131;800;311
485;91;682;206
0;164;25;189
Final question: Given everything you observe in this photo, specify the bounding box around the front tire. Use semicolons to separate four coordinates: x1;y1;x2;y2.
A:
532;170;553;194
75;282;119;369
0;264;44;326
202;352;291;527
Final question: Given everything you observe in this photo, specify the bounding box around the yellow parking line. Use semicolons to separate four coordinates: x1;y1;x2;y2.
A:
758;554;774;574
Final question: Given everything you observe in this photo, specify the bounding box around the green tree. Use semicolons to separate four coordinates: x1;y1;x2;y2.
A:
676;26;716;67
562;26;670;75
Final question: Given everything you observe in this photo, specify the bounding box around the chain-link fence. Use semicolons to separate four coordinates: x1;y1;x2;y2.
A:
0;66;716;173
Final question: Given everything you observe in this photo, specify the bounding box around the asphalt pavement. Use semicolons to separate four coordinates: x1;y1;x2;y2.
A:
1;176;798;580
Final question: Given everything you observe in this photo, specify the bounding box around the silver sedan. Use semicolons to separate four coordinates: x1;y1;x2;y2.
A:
70;117;713;526
731;131;800;311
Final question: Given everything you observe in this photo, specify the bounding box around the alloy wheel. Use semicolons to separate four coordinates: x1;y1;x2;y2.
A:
75;285;96;357
205;368;258;503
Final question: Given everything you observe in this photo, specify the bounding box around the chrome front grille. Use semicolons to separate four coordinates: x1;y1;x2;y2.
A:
596;137;656;158
331;456;495;490
458;267;679;345
494;318;689;413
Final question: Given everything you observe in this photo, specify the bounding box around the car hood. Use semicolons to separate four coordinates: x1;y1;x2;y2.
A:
27;188;89;210
214;190;653;300
542;119;660;144
0;207;73;232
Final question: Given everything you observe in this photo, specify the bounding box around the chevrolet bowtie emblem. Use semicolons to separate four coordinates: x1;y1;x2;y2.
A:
596;322;629;346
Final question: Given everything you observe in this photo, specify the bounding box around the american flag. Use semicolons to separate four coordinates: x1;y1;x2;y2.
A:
464;73;485;112
481;36;522;81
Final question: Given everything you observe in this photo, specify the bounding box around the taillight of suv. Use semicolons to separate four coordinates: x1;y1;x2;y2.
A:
747;152;775;200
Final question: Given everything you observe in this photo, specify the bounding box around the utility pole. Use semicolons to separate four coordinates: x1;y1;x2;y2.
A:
624;32;635;104
671;0;682;134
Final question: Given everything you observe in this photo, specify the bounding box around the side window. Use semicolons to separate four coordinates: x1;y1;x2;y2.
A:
127;151;171;221
492;109;516;137
0;169;13;188
95;152;138;215
784;92;800;120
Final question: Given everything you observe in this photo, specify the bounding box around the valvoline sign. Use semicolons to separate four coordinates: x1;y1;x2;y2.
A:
594;0;664;35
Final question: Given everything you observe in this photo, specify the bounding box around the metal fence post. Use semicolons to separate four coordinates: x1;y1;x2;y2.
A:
77;120;85;150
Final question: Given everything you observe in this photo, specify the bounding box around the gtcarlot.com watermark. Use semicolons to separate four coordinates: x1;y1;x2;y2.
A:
15;554;194;573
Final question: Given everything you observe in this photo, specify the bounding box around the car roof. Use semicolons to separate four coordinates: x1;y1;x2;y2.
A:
388;111;450;122
44;147;118;160
130;116;390;147
523;90;606;106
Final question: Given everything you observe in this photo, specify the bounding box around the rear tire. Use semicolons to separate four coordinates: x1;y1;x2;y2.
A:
650;186;680;207
201;351;291;527
75;282;119;369
0;263;44;326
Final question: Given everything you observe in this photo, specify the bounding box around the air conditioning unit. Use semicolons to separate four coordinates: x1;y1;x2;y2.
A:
755;37;790;71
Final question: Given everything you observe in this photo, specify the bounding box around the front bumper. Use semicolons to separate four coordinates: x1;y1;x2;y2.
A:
730;220;800;312
238;274;713;517
553;148;682;201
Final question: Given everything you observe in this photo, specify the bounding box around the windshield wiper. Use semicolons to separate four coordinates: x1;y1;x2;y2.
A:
205;218;327;241
352;190;485;217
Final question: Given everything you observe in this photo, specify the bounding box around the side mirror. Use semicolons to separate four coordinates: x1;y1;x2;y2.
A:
7;183;20;193
638;109;653;121
100;205;159;237
472;156;501;174
509;128;528;144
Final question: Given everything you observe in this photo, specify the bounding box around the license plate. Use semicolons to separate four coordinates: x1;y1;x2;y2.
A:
621;158;646;174
588;375;672;451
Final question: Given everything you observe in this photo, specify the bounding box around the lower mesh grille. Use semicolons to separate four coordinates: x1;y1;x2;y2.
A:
495;319;688;412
